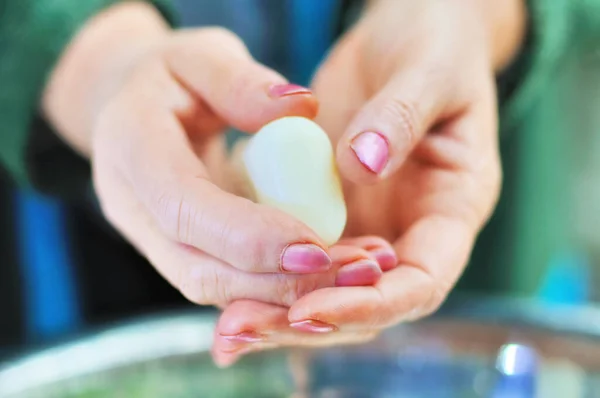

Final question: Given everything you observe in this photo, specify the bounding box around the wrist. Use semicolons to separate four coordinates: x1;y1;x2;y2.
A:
362;0;527;73
42;1;170;157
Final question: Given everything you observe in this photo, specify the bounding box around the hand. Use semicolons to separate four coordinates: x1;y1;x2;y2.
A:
42;4;386;315
213;0;525;365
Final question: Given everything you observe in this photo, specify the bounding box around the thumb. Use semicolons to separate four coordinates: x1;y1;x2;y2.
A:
336;65;454;184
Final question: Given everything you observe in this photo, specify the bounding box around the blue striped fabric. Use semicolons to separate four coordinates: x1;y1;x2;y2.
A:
16;190;80;340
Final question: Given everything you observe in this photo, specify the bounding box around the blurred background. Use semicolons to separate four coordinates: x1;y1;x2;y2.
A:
2;0;600;396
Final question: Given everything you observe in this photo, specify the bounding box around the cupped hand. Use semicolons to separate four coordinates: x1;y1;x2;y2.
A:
44;3;389;367
39;2;390;321
90;24;383;310
213;0;525;365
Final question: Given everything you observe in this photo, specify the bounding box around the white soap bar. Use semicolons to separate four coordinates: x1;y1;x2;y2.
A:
240;117;347;246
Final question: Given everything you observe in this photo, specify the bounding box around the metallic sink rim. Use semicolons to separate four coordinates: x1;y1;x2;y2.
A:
2;296;600;396
0;312;217;397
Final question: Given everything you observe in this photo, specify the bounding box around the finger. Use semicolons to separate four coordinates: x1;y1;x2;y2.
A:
214;224;473;364
97;79;333;275
212;300;377;367
329;245;383;287
173;244;341;307
336;63;457;183
164;28;318;132
310;28;367;143
337;236;398;271
288;216;475;330
94;164;350;310
214;330;376;368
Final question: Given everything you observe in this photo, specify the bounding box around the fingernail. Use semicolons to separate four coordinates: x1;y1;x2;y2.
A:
221;331;264;343
335;260;383;287
268;83;312;98
290;320;337;333
281;244;332;273
370;249;398;271
350;131;389;174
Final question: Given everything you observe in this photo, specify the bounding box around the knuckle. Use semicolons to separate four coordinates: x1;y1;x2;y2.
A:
225;69;257;104
275;275;321;306
154;188;201;246
174;196;199;245
214;272;231;307
381;98;420;145
233;230;268;271
153;190;181;238
176;264;205;305
177;265;227;307
210;206;269;271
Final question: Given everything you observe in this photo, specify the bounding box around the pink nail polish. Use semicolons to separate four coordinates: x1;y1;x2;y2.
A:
280;244;332;273
221;331;264;343
370;249;398;271
268;83;312;98
290;320;337;333
335;260;383;287
350;131;389;174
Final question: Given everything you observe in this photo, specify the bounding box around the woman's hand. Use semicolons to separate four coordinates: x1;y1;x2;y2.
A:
213;0;525;365
43;3;386;313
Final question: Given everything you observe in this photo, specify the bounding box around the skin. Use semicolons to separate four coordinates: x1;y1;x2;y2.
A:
42;0;525;367
212;0;525;366
44;2;388;312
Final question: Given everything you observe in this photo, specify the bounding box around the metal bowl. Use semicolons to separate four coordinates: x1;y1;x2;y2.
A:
2;296;600;397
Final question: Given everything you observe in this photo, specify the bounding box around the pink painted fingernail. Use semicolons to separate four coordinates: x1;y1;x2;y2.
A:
221;331;264;343
268;83;312;98
370;249;398;271
281;244;332;273
335;260;383;287
350;131;389;174
290;320;337;333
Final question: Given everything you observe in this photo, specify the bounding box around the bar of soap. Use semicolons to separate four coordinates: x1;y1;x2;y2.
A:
240;117;347;246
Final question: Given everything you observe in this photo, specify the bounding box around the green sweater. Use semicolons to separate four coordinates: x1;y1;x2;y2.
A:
1;0;599;297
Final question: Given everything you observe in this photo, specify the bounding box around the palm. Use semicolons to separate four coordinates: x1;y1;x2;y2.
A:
344;152;476;243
